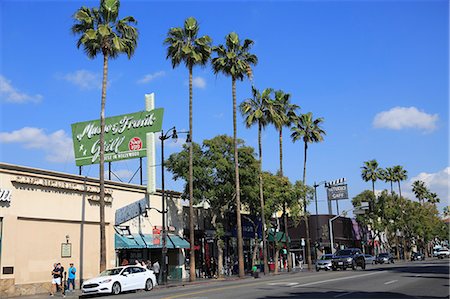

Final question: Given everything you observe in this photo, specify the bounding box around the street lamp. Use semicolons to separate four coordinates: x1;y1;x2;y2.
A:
313;181;326;260
159;127;190;285
329;203;368;254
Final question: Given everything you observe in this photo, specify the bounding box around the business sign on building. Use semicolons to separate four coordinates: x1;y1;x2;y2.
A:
326;184;349;200
71;109;164;166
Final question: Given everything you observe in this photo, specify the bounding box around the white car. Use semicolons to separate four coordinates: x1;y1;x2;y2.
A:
81;265;157;295
436;248;450;259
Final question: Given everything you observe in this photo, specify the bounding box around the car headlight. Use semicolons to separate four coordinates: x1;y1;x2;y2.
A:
347;258;352;262
99;279;112;284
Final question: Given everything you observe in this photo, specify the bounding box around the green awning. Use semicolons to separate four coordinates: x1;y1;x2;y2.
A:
268;231;290;243
115;233;190;249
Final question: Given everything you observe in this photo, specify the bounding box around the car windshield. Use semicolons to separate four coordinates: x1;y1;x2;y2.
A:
365;255;372;257
336;250;353;256
379;253;389;257
320;255;333;260
99;268;123;276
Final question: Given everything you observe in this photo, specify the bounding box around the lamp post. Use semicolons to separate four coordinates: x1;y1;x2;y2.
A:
159;127;190;285
313;181;326;259
329;204;368;254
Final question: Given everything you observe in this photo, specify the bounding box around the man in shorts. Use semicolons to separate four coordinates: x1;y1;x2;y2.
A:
50;263;64;297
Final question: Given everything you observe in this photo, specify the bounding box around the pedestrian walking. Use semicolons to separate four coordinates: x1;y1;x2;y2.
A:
152;260;160;283
66;263;76;292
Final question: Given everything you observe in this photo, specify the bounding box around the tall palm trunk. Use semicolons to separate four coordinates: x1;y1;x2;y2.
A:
99;53;108;272
188;65;196;281
372;181;375;197
390;182;393;195
258;122;269;275
397;181;402;198
279;128;291;272
232;78;245;278
302;141;312;270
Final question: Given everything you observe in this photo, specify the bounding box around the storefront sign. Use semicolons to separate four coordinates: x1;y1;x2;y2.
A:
326;184;349;200
115;198;147;226
71;109;164;166
0;189;11;202
12;175;113;200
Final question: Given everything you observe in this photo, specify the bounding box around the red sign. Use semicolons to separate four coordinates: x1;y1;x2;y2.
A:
128;137;142;151
152;227;161;245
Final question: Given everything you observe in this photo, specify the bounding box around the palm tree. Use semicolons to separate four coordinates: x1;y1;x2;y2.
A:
392;165;407;198
427;192;440;204
239;86;273;275
164;16;212;282
291;112;325;271
412;180;428;204
382;167;396;195
212;32;258;278
361;160;383;196
272;90;299;272
72;0;138;272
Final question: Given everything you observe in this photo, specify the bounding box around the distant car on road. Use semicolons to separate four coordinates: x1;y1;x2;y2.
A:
364;254;376;264
331;248;365;271
316;254;333;271
375;253;394;264
81;265;156;295
411;252;425;261
436;248;450;259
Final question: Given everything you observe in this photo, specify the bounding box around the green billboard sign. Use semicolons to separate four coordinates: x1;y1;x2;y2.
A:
71;108;163;166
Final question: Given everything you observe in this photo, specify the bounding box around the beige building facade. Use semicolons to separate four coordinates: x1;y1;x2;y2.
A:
0;163;186;297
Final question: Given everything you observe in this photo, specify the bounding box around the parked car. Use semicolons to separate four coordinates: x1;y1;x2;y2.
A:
436;248;450;259
331;248;365;271
375;253;395;264
364;254;376;264
316;254;334;271
81;265;156;295
411;252;425;261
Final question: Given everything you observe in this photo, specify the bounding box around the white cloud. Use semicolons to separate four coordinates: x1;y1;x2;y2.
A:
373;106;438;132
192;76;206;89
62;70;102;90
0;127;73;163
0;75;43;103
137;71;166;84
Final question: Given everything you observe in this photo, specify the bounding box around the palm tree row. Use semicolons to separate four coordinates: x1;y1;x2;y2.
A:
240;87;325;272
72;0;326;277
361;160;408;198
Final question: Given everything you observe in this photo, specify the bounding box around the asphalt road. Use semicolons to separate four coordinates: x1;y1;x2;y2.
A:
85;259;450;299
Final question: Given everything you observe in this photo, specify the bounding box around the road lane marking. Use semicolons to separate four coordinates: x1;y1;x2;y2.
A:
384;280;398;285
292;271;383;288
334;292;353;298
162;270;384;299
268;282;299;286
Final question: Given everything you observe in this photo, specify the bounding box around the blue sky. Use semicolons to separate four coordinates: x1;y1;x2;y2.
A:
0;0;448;215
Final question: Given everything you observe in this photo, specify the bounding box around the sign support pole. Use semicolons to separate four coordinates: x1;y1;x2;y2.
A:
145;93;156;196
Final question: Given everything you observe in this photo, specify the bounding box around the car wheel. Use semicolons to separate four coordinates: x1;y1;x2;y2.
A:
145;279;153;291
111;282;121;295
332;266;337;271
352;262;356;270
361;262;366;270
316;267;320;272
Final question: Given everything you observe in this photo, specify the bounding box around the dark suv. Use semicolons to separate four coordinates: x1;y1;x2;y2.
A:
331;248;365;271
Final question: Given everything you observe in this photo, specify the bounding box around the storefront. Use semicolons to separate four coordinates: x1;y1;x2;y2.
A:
0;163;186;297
